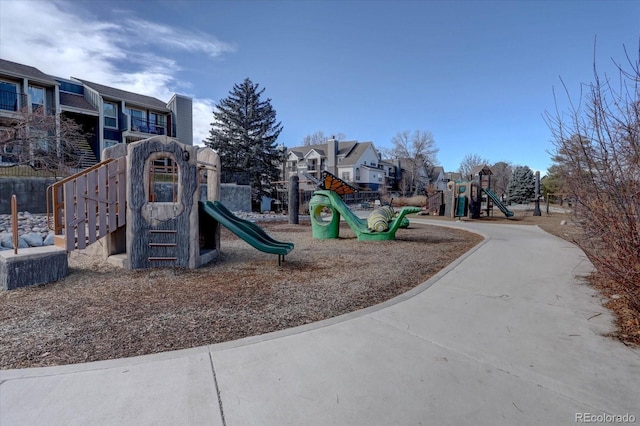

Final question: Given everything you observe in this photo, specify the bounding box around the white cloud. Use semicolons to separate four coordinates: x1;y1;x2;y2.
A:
123;18;236;58
0;0;231;145
193;100;216;146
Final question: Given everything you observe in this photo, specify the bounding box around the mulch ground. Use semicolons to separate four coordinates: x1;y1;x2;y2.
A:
1;220;481;369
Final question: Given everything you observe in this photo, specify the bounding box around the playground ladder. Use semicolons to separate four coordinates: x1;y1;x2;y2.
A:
147;229;178;262
47;157;127;252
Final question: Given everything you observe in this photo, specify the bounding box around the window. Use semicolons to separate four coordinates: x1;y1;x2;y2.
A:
32;130;48;151
28;86;45;113
149;112;166;135
104;101;118;128
148;155;178;202
341;172;351;182
0;81;18;111
128;108;146;131
104;139;119;148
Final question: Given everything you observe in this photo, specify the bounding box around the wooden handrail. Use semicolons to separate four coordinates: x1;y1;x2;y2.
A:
46;159;114;232
45;157;127;251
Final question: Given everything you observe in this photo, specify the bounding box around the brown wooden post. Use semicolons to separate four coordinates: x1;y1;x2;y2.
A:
11;195;18;254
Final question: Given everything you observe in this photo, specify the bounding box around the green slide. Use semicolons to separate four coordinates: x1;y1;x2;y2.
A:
482;188;514;217
200;201;294;265
312;190;421;241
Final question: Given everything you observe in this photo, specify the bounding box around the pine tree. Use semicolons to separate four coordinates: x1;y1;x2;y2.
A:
205;78;283;204
506;165;535;204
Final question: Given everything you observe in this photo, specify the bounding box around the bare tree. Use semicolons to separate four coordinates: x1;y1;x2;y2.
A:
1;108;90;174
458;153;489;179
544;42;640;310
390;130;438;195
302;131;346;146
490;161;513;196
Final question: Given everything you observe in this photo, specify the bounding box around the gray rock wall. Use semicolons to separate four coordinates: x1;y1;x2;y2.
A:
219;184;251;212
0;177;58;214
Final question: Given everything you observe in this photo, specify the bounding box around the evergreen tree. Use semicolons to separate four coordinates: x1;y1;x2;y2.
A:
205;78;283;204
506;165;535;204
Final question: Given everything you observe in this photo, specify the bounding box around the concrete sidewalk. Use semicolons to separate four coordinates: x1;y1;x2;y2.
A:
2;221;639;425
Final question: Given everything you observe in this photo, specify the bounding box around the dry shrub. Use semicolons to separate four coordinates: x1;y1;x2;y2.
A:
590;271;640;346
392;195;426;207
546;43;640;317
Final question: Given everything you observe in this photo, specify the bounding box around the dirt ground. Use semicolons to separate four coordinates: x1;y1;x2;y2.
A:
1;206;636;369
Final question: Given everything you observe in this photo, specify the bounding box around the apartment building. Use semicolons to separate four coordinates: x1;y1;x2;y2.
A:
0;58;192;168
285;138;403;192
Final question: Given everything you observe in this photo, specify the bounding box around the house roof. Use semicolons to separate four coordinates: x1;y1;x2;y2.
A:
429;166;445;179
339;141;374;167
59;92;98;113
470;164;492;176
0;58;57;86
287;140;372;167
287;141;359;159
73;78;170;111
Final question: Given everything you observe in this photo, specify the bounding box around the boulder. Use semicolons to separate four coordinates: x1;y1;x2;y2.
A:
22;232;44;247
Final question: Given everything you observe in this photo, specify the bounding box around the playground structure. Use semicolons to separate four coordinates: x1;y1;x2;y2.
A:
2;135;293;290
47;136;221;269
309;189;421;241
440;165;514;219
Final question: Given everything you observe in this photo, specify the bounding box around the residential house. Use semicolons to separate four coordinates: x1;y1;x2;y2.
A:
0;58;192;168
427;166;448;192
0;59;60;164
285;139;394;192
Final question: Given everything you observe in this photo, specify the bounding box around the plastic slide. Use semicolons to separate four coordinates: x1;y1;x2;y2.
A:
200;201;294;264
482;188;515;217
314;190;421;241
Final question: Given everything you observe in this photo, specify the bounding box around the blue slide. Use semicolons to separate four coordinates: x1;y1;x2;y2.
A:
482;188;514;218
200;201;294;265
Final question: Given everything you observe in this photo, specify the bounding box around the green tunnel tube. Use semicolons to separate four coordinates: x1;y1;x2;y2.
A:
309;194;341;239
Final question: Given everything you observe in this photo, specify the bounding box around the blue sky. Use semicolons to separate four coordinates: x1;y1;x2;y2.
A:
1;0;638;174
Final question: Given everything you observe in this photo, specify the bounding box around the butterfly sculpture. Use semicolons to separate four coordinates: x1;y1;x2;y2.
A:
319;171;357;196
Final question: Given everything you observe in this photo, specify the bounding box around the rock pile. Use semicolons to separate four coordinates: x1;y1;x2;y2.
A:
0;212;54;250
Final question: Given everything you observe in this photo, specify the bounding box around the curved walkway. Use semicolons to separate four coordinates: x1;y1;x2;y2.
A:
1;221;639;425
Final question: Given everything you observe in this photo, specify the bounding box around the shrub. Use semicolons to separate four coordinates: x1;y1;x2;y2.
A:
545;44;640;313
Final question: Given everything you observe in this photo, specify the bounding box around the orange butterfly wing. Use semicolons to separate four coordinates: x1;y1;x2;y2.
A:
320;171;356;195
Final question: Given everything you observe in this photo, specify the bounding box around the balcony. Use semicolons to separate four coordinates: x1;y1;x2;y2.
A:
129;115;167;135
123;114;174;142
0;90;28;116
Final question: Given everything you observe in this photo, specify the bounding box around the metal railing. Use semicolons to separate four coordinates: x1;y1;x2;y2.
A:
0;90;27;112
127;115;168;136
